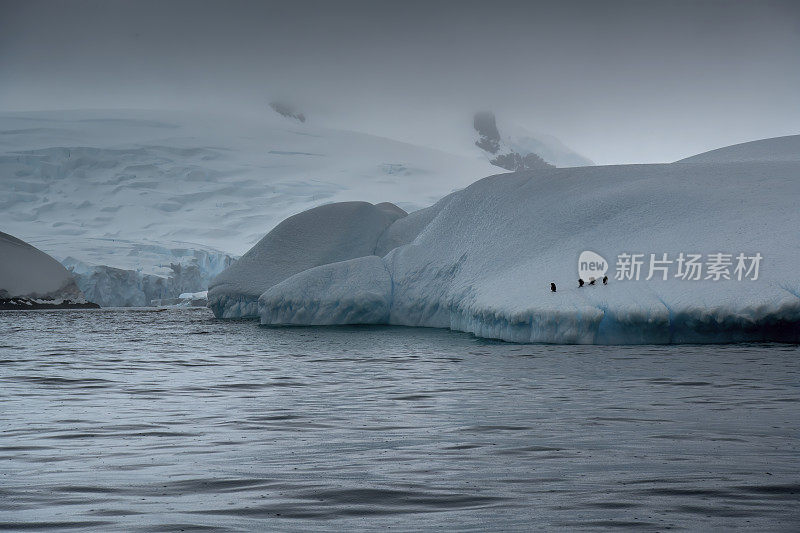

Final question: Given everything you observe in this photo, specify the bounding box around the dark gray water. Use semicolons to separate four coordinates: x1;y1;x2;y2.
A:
1;308;798;531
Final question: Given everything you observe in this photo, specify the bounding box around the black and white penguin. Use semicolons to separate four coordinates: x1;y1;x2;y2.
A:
589;277;596;286
550;282;557;292
578;278;584;288
603;275;608;285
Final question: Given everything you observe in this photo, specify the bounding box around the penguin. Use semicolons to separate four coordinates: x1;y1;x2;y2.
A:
578;278;584;288
550;282;556;292
589;277;596;286
603;275;608;285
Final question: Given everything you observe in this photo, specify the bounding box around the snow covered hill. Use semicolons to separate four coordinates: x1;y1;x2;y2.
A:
677;135;800;164
0;231;96;308
212;135;800;344
0;109;497;305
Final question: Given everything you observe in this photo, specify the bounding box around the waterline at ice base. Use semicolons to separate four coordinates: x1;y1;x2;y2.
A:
208;135;800;344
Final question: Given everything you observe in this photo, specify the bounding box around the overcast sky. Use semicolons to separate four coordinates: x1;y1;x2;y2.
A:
1;0;798;164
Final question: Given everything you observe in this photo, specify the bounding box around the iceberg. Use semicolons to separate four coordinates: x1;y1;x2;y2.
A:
208;201;406;318
0;231;97;309
212;134;800;344
260;256;392;325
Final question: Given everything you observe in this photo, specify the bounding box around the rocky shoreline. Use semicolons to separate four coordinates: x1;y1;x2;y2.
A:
0;298;100;310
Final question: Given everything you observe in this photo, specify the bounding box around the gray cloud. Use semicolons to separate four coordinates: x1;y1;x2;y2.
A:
1;0;798;164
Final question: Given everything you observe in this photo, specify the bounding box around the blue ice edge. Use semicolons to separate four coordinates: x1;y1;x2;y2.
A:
446;304;800;344
210;279;800;344
251;285;800;345
250;306;800;345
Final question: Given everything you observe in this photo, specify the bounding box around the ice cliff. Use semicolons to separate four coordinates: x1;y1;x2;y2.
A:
211;135;800;344
62;247;233;307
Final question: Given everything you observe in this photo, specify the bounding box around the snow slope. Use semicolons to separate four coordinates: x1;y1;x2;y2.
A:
0;231;87;302
239;135;800;343
0;109;497;259
677;135;800;164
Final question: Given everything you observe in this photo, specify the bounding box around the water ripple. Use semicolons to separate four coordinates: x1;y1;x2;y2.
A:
0;308;798;531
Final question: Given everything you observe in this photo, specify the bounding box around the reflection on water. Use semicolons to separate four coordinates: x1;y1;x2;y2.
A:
0;308;798;531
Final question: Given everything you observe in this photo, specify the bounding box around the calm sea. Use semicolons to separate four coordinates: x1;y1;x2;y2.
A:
1;308;798;531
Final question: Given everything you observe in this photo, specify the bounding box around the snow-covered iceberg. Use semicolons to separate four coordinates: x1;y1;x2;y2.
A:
260;256;392;325
219;134;800;344
208;201;406;318
0;231;97;309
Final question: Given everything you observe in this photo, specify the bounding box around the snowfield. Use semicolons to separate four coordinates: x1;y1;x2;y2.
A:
211;135;800;344
0;109;497;257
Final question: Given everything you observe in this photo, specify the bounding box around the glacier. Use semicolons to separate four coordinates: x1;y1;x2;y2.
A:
211;135;800;344
62;246;233;307
0;108;502;305
0;109;498;258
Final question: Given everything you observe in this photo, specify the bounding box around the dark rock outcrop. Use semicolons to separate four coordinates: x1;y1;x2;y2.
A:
269;102;306;123
473;111;502;154
473;111;555;171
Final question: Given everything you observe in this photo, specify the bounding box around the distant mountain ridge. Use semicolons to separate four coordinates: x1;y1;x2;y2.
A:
473;111;593;170
269;101;306;123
